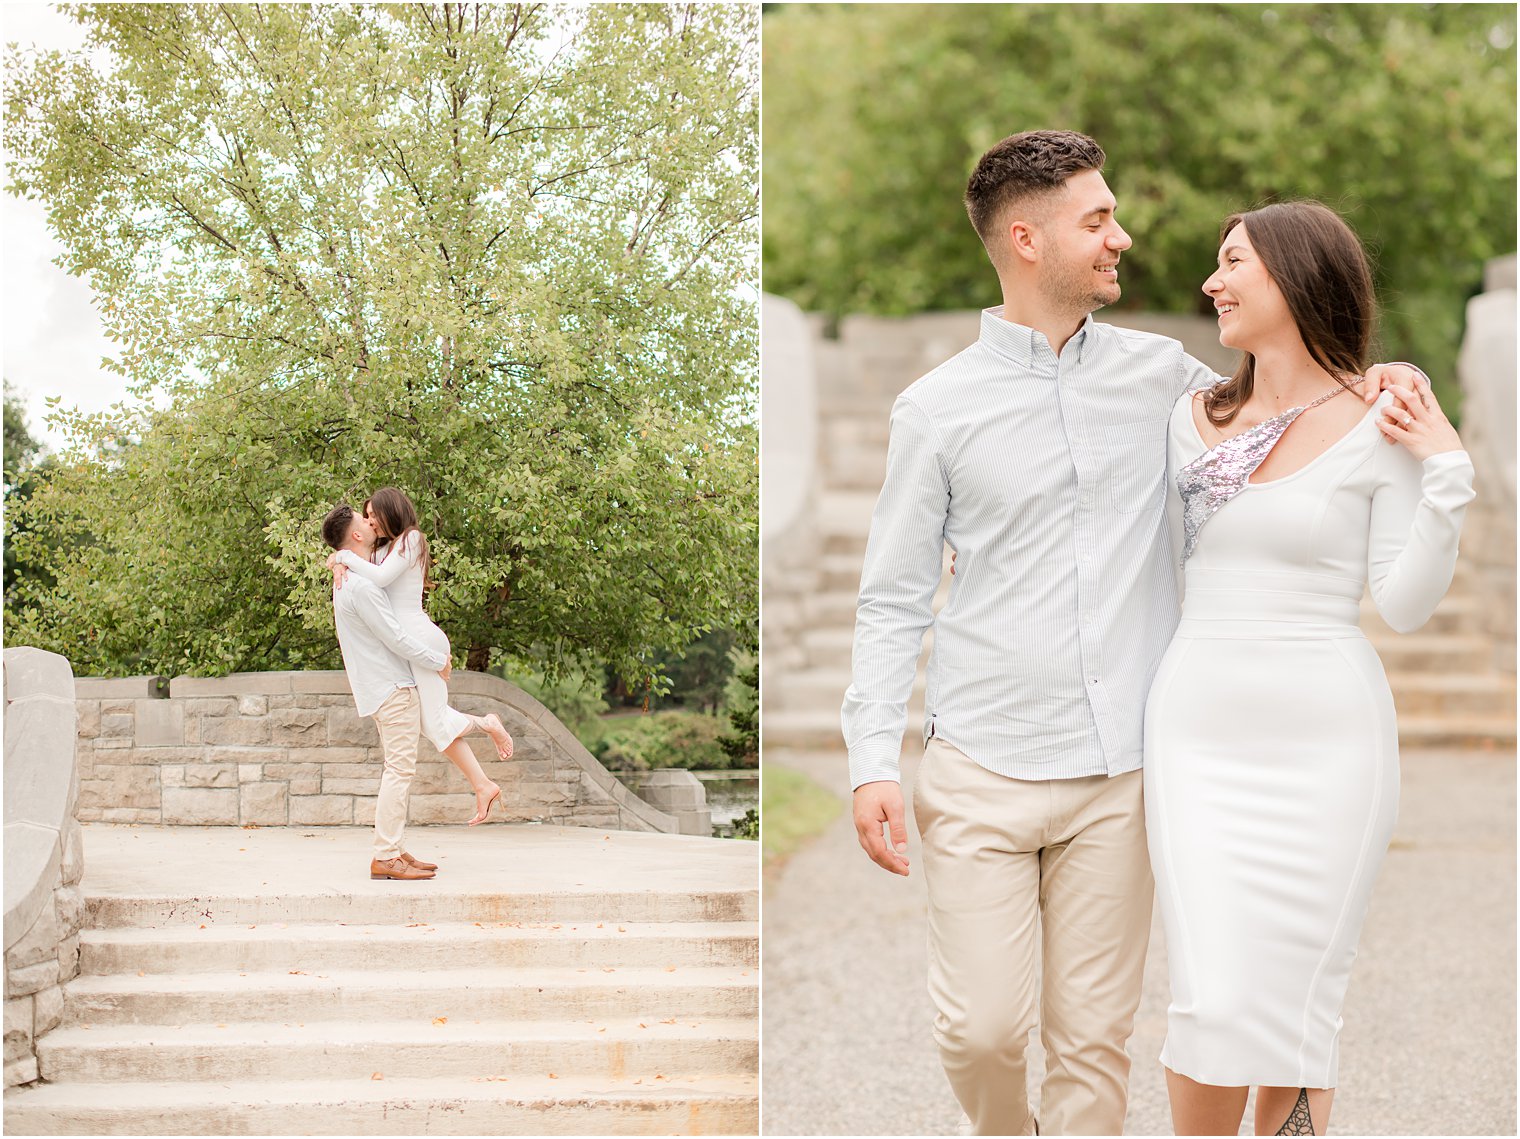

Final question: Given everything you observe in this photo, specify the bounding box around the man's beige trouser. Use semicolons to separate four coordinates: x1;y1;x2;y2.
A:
371;685;421;860
913;737;1153;1136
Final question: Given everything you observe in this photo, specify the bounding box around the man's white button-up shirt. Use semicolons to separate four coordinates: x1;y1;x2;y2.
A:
842;307;1221;789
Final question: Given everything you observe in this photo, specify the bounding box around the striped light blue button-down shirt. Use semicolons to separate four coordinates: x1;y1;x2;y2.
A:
843;307;1221;789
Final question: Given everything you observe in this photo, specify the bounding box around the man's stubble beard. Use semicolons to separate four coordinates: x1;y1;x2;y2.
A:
1038;256;1120;323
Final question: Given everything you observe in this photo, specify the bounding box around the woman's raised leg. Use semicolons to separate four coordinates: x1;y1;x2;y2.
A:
439;735;501;825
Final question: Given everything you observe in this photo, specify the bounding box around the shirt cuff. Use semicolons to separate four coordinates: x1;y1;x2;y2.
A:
848;746;903;792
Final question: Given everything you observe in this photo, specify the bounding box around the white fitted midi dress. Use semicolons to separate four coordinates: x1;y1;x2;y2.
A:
1143;389;1474;1089
336;533;473;751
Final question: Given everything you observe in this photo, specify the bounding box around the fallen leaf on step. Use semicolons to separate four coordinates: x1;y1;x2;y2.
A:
654;1074;665;1081
548;1073;558;1079
597;1027;606;1033
665;966;676;972
371;1072;383;1081
602;967;615;973
288;970;307;975
617;926;626;933
638;1023;647;1029
660;1018;675;1024
406;922;427;928
216;1024;226;1029
137;971;144;977
433;1017;447;1026
633;1078;642;1085
199;924;206;929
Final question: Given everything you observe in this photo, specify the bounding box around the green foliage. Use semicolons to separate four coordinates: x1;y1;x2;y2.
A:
717;655;757;767
3;383;59;606
729;805;759;841
761;763;841;869
589;709;732;772
764;4;1516;406
502;658;609;737
5;3;758;682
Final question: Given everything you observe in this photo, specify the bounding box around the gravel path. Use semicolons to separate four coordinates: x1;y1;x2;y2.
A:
761;747;1515;1136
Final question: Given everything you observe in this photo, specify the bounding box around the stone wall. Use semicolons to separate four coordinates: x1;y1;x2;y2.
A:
73;670;700;834
4;649;86;1089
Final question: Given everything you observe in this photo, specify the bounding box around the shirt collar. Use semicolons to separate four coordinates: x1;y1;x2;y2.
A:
979;307;1096;370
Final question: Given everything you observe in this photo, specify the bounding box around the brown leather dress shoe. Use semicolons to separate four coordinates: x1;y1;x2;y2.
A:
370;857;435;881
401;852;438;871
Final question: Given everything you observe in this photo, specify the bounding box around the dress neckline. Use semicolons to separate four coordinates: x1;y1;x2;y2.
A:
1187;387;1378;488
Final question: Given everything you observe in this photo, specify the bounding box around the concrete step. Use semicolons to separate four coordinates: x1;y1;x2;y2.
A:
1367;633;1497;674
37;1018;757;1084
1360;593;1484;638
1395;716;1517;750
1383;673;1517;717
88;888;753;929
3;1074;758;1135
62;967;758;1027
80;920;758;975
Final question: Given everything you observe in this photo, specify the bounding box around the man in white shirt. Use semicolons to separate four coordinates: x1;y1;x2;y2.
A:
322;503;450;882
842;130;1422;1135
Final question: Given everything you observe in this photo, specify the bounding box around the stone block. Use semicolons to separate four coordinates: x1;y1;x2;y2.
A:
5;1056;38;1089
99;699;133;715
133;700;185;747
270;710;325;746
53;887;85;939
289;671;350;695
326;709;379;746
181;697;237;718
5;907;59;972
183;763;238;788
238;764;261;783
75;702;101;740
60;822;83;887
286;748;370;767
207;746;287;767
288;778;320;795
293;695;322;709
240;782;289;825
516;782;577;806
315;763;380;780
409;763;459;794
99;808;160;823
161;787;239;825
88;742;200;769
75;808;104;823
289;795;353;825
268;694;298;709
262;763;322;781
73;676;166;700
172;673;296;697
33;984;63;1036
408;794;477;824
4;996;32;1064
56;935;80;982
91;737;132;751
199;717;270;746
160;766;185;788
353;797;377;826
237;695;268;717
6;960;58;999
78;767;159;812
321;777;379;796
318;695;354;707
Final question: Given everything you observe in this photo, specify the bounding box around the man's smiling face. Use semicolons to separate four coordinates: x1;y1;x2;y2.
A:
1032;169;1132;316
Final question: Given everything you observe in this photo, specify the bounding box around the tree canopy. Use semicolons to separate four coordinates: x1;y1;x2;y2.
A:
763;3;1516;403
5;2;758;683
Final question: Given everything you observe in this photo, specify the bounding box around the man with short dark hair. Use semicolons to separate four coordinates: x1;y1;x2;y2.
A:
842;129;1417;1135
322;503;448;882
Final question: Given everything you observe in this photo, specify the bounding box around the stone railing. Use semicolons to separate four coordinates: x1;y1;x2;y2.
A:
4;649;86;1090
74;670;709;835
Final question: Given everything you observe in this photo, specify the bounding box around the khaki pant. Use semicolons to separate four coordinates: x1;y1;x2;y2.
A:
371;685;421;860
913;738;1153;1136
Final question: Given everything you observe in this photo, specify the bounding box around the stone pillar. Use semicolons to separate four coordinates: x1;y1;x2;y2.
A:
4;648;86;1089
635;770;713;837
1456;253;1517;672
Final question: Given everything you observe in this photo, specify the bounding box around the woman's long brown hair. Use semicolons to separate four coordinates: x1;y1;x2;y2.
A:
1204;200;1376;427
367;486;433;591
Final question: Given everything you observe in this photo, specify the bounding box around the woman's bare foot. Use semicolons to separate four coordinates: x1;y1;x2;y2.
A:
481;713;514;759
467;782;501;826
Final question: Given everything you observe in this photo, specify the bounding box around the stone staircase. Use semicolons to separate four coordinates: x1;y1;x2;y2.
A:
3;826;758;1135
764;362;1517;753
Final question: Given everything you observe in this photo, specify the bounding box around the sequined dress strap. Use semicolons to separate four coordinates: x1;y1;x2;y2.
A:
1177;386;1347;562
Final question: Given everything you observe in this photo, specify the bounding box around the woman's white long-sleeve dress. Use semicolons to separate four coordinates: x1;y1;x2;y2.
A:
1143;390;1475;1089
336;533;472;752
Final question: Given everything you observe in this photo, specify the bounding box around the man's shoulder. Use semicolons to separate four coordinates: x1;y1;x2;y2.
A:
333;575;376;610
896;340;993;409
1090;320;1187;359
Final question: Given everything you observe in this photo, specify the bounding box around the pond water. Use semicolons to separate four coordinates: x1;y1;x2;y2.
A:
622;769;758;837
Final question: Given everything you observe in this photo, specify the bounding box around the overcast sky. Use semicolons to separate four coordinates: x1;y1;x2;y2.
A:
3;3;133;452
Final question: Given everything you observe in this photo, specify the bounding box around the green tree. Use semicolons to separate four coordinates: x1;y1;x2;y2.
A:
716;656;757;767
764;4;1516;407
6;3;758;683
3;382;50;602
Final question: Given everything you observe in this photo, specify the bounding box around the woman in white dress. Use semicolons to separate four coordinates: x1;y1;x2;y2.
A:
329;486;515;825
1143;200;1473;1135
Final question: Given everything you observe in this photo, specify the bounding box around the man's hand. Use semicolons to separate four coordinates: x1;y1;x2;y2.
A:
1355;361;1431;406
440;659;453;682
853;780;910;876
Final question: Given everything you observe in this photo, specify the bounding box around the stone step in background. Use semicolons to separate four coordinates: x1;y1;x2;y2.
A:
3;825;758;1136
